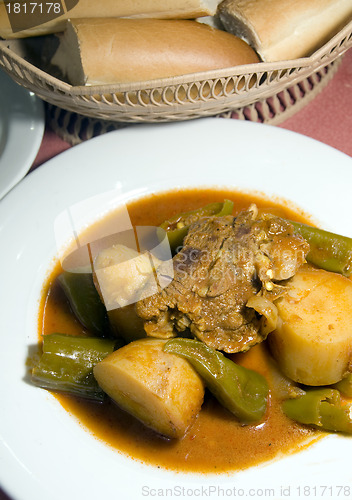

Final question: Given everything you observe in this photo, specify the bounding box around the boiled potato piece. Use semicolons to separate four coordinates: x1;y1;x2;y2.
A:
94;244;161;310
93;339;204;438
93;244;161;341
269;266;352;386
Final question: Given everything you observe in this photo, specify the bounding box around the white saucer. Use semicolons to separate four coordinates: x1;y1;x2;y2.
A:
0;69;45;199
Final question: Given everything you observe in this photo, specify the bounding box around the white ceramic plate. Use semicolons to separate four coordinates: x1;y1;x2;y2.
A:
0;69;44;200
0;119;351;500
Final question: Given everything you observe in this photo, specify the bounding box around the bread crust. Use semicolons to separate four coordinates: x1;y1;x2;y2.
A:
0;0;221;39
51;18;260;85
218;0;352;61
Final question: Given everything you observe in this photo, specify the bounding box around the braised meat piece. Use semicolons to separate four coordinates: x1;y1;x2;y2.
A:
136;205;309;353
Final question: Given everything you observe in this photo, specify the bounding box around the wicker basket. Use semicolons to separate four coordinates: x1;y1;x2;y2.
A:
0;19;351;123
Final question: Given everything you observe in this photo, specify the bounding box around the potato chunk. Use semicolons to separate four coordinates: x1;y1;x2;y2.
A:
93;244;161;341
93;339;204;438
269;266;352;386
93;244;161;310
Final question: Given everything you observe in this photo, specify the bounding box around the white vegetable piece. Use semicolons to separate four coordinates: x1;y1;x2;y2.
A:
93;244;161;310
93;243;173;341
269;266;352;386
93;339;204;438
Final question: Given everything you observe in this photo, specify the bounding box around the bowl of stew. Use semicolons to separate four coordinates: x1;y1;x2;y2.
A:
0;118;351;500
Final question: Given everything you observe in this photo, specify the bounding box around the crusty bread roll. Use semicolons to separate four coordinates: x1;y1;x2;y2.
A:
51;18;260;86
0;0;221;39
218;0;352;62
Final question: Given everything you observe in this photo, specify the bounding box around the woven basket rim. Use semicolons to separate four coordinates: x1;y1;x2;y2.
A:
0;18;351;95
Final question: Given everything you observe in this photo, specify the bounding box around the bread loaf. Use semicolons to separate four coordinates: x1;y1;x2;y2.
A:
51;18;260;86
0;0;221;39
218;0;352;61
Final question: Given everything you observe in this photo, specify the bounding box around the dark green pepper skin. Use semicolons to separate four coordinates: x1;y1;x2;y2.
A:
160;199;234;252
32;333;118;401
58;272;110;337
282;388;352;434
164;338;269;424
291;221;352;277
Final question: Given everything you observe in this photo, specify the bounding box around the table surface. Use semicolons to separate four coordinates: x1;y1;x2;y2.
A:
0;48;351;500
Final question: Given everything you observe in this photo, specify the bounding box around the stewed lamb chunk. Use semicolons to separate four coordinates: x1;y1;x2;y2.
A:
136;205;309;353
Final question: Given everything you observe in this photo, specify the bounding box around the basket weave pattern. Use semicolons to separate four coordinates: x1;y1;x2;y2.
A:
45;57;341;146
0;20;351;122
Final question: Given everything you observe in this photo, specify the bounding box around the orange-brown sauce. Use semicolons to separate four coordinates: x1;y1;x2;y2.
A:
39;188;319;474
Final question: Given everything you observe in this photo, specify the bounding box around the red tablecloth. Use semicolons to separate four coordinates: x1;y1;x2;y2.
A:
279;49;352;157
1;48;351;500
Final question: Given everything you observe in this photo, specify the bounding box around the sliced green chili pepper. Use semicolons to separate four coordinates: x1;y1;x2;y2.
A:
58;271;110;337
291;221;352;277
160;199;234;252
163;338;268;423
332;373;352;397
32;333;118;401
282;388;352;434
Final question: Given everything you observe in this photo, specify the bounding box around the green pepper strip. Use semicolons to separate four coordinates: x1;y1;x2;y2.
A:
58;271;110;337
32;333;117;401
291;221;352;277
333;373;352;397
282;388;352;434
159;199;234;252
164;338;269;423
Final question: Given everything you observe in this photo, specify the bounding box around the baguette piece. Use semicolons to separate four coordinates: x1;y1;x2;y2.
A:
51;18;260;86
0;0;221;39
218;0;352;62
